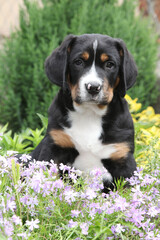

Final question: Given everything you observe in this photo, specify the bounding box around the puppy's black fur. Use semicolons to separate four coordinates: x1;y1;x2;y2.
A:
31;34;138;192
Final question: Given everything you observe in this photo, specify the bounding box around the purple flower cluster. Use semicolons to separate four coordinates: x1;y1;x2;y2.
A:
0;153;160;239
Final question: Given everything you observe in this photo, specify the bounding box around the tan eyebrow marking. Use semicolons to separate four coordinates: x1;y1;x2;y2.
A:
110;142;130;161
100;53;109;62
81;52;89;61
50;130;75;148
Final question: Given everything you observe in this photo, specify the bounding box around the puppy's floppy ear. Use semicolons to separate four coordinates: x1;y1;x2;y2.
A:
116;39;138;97
45;35;76;87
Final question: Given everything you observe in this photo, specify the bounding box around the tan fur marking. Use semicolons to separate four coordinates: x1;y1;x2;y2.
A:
107;86;114;103
114;77;120;89
119;50;123;57
103;79;114;103
81;52;89;61
67;77;79;101
111;143;130;161
100;53;109;62
67;73;70;82
74;101;81;106
50;130;75;148
97;104;107;110
70;83;79;101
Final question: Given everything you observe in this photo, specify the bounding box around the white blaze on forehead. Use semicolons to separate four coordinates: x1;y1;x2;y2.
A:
79;39;102;99
93;39;98;57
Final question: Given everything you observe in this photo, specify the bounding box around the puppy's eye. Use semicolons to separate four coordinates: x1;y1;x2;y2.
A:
105;61;115;69
74;59;83;66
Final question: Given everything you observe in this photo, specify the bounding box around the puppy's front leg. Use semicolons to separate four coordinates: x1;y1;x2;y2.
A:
91;142;130;161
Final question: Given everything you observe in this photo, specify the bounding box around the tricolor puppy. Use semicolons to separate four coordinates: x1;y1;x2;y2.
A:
32;34;138;192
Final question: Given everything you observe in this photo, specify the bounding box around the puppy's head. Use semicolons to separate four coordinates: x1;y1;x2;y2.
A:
45;34;137;105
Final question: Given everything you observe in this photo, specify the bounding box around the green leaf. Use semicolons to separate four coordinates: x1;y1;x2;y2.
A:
11;159;20;185
37;113;48;129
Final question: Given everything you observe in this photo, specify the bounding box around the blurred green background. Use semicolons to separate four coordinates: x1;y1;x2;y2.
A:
0;0;158;132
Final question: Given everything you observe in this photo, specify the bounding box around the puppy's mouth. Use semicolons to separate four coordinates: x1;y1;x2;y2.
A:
73;93;110;106
71;86;113;105
73;88;113;106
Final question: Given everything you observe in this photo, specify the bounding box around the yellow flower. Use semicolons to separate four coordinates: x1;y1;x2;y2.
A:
147;126;160;137
125;95;160;169
125;95;142;113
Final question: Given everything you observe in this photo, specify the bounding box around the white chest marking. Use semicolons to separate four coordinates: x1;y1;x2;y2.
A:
65;103;114;181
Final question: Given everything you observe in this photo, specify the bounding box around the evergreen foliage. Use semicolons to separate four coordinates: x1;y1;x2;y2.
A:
0;0;158;132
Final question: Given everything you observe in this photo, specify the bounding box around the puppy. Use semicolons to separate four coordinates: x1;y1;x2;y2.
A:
31;34;138;191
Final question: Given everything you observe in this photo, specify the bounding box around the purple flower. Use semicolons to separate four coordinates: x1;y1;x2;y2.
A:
89;202;102;217
20;195;30;205
131;184;142;195
7;151;18;157
90;168;103;177
12;215;22;225
133;168;143;180
156;234;160;239
52;179;64;189
111;224;125;234
114;196;129;211
74;169;82;176
30;172;44;193
85;188;97;200
88;208;97;219
20;154;32;163
42;182;51;196
6;199;16;212
71;210;81;218
126;176;140;186
69;172;78;183
125;207;145;226
148;206;160;217
26;196;39;208
49;160;58;175
68;219;78;228
0;132;3;141
59;163;71;173
141;174;156;186
152;169;160;177
140;219;150;230
145;230;155;240
105;207;115;215
3;219;14;237
131;185;145;207
26;218;40;231
63;188;78;204
17;232;31;239
80;222;89;235
21;167;33;178
150;187;159;196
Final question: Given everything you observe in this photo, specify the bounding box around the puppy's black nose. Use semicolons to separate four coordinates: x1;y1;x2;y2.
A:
85;83;102;95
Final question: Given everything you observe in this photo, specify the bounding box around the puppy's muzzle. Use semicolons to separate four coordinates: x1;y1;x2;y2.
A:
85;82;102;96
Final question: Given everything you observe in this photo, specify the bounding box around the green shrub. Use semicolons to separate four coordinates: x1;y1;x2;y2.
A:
0;0;158;132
